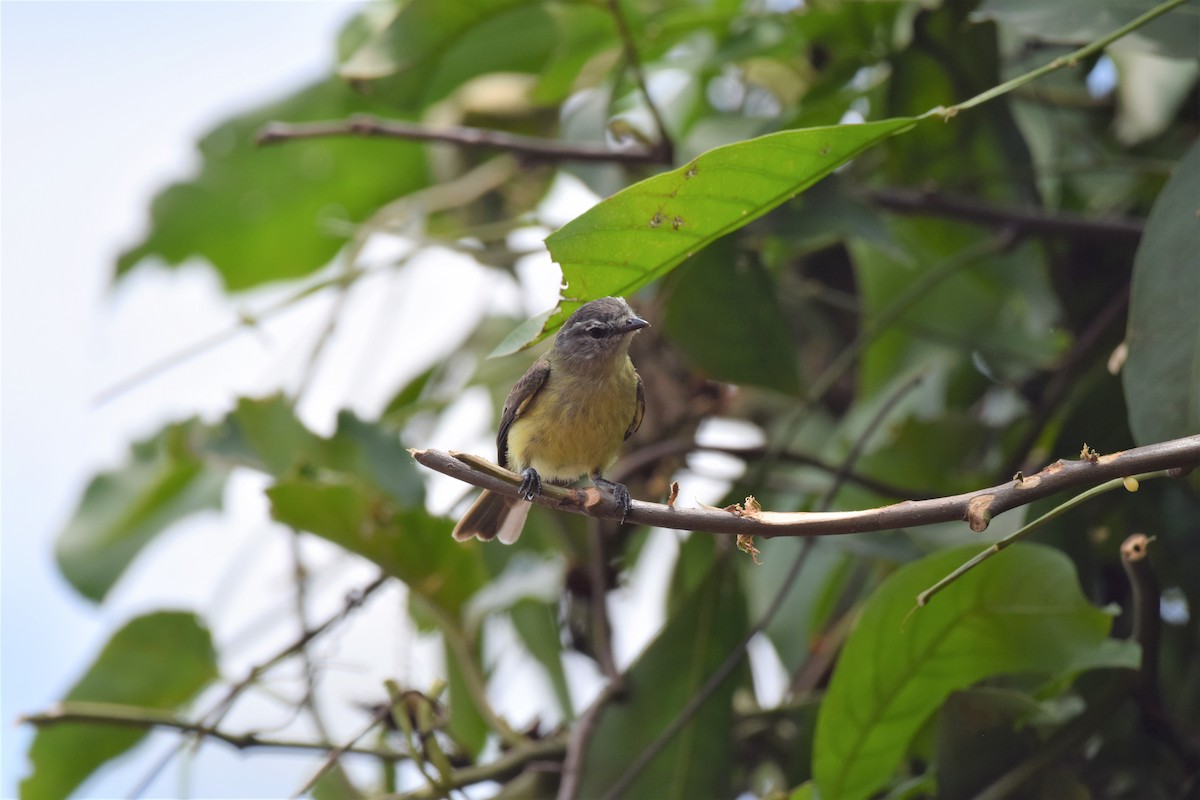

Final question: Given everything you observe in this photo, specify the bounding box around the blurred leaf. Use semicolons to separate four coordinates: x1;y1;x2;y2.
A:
510;599;573;719
933;688;1044;798
576;554;748;798
972;0;1200;59
55;420;230;603
664;238;802;393
21;612;217;800
267;479;484;616
813;543;1140;800
217;395;424;505
788;782;816;800
444;636;489;756
116;78;427;291
340;0;563;109
1108;42;1200;146
311;765;365;800
536;117;918;341
1123;139;1200;445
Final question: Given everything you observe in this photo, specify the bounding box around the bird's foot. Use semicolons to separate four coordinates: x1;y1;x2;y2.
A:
592;475;633;524
518;468;543;501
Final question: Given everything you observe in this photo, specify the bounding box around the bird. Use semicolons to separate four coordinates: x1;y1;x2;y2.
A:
452;296;648;544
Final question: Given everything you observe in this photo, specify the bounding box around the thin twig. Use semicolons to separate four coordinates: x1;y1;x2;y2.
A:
20;702;407;763
931;0;1189;118
291;702;397;798
202;572;391;732
914;473;1163;606
387;736;569;800
999;285;1130;481
413;435;1200;538
92;267;364;406
556;683;622;800
605;0;674;163
257;114;670;166
125;571;391;798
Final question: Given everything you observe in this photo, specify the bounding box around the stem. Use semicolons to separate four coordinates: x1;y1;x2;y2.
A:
914;473;1165;607
930;0;1190;118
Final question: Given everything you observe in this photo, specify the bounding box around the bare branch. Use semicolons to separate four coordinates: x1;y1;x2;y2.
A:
868;187;1145;242
256;115;670;166
412;435;1200;536
20;702;407;763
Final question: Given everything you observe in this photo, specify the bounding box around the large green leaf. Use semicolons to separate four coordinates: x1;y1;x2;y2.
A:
339;0;573;109
575;550;748;799
663;237;801;393
812;543;1140;800
1123;139;1200;445
55;420;231;603
21;612;218;800
523;117;917;347
116;77;427;291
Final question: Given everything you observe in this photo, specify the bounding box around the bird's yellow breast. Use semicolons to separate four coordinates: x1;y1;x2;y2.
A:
505;357;639;482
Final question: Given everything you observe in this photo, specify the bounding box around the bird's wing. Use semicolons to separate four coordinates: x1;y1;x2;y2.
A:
497;357;551;467
624;372;645;441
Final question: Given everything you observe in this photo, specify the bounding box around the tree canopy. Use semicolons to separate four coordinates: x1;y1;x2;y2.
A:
22;1;1200;798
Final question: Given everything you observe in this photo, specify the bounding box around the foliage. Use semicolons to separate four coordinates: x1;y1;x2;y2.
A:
25;0;1200;798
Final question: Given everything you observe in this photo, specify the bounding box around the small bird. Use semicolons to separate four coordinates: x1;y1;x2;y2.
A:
452;297;649;544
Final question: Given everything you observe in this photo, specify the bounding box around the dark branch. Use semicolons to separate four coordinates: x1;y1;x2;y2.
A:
412;435;1200;537
256;115;671;166
868;186;1145;242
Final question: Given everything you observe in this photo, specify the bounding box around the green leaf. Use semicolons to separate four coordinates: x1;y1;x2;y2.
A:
664;237;801;393
813;543;1140;800
55;421;230;602
537;117;917;339
267;478;485;616
217;395;425;505
116;77;427;291
21;612;218;800
575;554;748;799
339;0;564;109
444;636;489;756
1123;139;1200;445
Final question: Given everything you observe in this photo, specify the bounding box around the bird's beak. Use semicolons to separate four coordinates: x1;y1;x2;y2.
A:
622;316;651;333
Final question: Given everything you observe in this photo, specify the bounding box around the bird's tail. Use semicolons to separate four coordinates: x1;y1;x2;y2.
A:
451;490;531;544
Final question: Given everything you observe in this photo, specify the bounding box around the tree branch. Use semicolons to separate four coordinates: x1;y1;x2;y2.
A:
256;115;670;166
868;187;1145;242
20;702;408;763
412;435;1200;537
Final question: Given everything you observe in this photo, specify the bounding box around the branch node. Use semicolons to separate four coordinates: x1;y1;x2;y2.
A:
967;494;995;531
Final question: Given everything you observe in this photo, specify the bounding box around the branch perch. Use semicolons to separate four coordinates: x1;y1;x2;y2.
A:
411;435;1200;537
257;115;671;166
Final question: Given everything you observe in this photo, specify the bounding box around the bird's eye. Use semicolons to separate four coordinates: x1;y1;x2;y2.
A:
587;326;606;339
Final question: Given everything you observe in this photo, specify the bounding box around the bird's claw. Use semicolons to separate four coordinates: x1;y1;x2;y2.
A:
518;468;543;501
593;476;633;524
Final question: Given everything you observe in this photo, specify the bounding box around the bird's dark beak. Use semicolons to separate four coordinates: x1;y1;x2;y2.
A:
622;316;651;333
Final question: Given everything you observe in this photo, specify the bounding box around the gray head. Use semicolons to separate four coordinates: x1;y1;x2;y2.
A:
554;296;649;363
